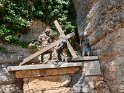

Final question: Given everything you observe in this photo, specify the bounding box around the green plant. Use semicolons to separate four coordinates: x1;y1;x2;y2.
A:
0;46;6;52
0;0;77;46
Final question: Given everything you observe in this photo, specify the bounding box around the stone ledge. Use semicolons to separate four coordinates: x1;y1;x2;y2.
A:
7;62;82;71
16;67;80;78
71;56;98;62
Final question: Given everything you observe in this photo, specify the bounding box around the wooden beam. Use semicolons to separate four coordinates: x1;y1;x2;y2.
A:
54;20;64;36
19;33;75;66
66;41;78;58
54;20;78;58
7;62;82;71
20;40;61;65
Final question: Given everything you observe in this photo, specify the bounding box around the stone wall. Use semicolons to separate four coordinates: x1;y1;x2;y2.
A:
0;20;47;93
73;0;124;93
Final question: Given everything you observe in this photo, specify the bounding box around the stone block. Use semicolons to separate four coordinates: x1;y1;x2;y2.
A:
83;61;101;75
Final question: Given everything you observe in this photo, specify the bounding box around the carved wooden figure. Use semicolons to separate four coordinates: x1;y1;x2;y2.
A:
19;20;77;66
37;29;52;63
81;36;91;56
55;40;67;62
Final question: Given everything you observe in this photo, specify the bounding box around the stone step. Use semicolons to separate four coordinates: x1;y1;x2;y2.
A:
83;61;101;75
7;62;82;71
68;56;98;62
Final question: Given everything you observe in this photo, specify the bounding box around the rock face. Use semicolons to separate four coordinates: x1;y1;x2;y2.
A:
71;73;110;93
19;20;47;42
73;0;96;36
73;0;124;93
0;44;31;93
72;74;94;93
0;65;21;93
1;0;124;92
0;44;31;63
0;64;23;93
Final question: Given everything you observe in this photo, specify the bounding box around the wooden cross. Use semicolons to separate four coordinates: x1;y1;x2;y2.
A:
19;20;77;66
54;20;77;58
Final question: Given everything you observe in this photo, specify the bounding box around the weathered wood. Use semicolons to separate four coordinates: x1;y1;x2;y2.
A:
54;20;65;36
20;40;61;65
16;67;80;78
66;41;78;58
8;62;82;71
54;20;78;58
19;33;75;66
83;61;101;75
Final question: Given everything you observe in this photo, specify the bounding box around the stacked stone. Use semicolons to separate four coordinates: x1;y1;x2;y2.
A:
23;75;71;93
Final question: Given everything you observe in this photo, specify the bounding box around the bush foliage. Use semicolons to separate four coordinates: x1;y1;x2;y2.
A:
0;0;76;47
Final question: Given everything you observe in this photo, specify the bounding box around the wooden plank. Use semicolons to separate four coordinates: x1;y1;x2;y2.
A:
83;61;101;75
54;20;78;58
54;20;65;37
8;62;82;71
19;33;75;66
19;39;61;65
66;41;78;58
16;67;80;78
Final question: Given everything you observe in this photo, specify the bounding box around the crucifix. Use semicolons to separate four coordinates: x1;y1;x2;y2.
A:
54;20;78;58
19;20;77;65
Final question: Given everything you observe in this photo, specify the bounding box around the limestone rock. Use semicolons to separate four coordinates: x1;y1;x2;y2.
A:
73;0;124;92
